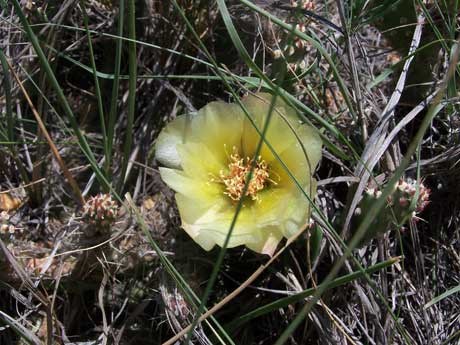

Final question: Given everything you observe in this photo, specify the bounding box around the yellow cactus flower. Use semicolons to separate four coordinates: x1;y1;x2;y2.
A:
155;93;322;256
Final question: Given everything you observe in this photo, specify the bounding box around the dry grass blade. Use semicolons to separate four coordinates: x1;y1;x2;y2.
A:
335;0;368;141
0;310;41;345
342;14;425;235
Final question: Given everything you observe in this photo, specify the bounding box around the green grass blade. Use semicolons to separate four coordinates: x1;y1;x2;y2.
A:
0;49;30;184
0;48;14;142
425;284;460;309
80;1;108;171
105;0;125;179
117;0;136;194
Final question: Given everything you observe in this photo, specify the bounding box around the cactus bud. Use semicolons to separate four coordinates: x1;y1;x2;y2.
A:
82;193;119;228
351;178;430;246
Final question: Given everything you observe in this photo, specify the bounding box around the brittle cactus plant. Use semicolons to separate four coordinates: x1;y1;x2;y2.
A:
82;193;119;230
352;178;430;245
0;211;19;239
0;211;16;239
270;1;317;93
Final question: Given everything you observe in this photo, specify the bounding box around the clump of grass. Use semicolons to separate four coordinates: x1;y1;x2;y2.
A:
0;0;459;344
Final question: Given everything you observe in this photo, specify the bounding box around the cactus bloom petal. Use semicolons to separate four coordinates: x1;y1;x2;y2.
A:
155;93;322;256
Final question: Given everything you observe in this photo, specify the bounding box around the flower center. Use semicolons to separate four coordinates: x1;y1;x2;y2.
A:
218;147;273;202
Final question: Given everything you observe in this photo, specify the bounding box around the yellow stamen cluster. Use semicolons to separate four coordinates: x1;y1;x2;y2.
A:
219;148;271;201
